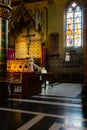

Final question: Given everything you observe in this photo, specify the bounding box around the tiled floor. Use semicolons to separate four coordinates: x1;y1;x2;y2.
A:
0;83;87;130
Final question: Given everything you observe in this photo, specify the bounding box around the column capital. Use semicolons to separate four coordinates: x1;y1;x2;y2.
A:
0;3;12;19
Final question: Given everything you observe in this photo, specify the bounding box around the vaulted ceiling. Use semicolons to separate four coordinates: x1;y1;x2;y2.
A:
11;0;47;6
9;2;35;30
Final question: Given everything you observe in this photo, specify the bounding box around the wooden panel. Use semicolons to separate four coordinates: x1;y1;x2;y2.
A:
50;33;59;55
22;73;41;98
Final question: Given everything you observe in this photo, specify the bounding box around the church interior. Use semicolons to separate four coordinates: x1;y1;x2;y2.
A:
0;0;87;129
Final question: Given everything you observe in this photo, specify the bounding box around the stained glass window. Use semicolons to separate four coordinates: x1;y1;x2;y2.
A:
65;2;82;48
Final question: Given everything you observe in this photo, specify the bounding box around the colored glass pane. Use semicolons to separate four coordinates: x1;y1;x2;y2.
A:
65;2;82;48
74;36;81;47
68;7;73;12
71;2;77;8
67;12;73;18
75;29;81;35
67;29;73;35
76;6;81;11
75;12;81;18
68;23;73;29
75;17;81;23
67;18;73;24
66;35;73;47
74;23;81;29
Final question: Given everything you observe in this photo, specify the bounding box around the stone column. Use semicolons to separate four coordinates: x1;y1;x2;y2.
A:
0;1;11;98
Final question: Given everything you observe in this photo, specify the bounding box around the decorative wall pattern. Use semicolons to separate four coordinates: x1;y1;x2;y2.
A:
29;42;41;58
7;60;31;72
47;54;83;73
15;28;42;59
15;41;42;59
15;42;28;59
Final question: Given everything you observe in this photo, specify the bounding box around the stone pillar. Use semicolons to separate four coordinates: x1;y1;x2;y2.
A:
0;1;11;98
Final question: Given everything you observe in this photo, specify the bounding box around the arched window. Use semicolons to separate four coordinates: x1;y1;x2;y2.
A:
65;1;82;48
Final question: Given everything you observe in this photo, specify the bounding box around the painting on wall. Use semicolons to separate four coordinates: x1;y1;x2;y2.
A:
50;33;59;55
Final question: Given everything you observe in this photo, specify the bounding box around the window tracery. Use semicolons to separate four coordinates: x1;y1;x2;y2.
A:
65;1;82;48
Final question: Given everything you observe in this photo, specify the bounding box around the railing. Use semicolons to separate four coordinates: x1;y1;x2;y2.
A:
33;63;42;71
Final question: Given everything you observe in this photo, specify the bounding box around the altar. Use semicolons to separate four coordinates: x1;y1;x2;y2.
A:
7;59;53;98
8;72;53;98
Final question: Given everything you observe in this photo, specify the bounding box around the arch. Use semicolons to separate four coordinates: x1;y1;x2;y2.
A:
64;1;83;49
